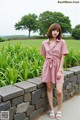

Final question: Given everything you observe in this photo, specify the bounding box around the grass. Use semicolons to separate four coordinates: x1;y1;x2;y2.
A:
0;39;80;51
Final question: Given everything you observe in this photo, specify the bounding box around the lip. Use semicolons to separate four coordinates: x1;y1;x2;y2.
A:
53;34;57;36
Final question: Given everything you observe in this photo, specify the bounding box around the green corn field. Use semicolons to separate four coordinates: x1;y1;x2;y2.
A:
0;39;80;87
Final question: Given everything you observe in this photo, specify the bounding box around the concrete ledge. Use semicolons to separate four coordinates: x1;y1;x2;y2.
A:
0;66;80;120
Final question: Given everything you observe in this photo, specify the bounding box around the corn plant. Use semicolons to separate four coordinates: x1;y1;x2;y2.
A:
0;43;80;87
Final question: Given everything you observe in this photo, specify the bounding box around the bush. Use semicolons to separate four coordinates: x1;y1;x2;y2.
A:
64;49;80;68
0;37;5;42
72;24;80;40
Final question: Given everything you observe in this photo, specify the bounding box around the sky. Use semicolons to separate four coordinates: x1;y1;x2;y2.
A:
0;0;80;36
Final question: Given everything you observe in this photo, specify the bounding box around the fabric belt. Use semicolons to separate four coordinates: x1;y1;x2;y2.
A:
47;56;60;69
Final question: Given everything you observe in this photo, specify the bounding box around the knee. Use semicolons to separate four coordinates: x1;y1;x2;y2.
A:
57;90;62;96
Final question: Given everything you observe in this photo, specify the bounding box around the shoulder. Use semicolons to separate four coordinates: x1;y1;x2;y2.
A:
60;39;66;44
42;39;48;45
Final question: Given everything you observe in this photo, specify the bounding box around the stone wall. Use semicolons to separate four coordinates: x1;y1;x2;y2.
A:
0;66;80;120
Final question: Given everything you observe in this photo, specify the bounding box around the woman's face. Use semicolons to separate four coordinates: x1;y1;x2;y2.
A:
52;30;59;38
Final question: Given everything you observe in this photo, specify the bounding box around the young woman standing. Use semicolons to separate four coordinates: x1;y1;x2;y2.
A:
40;23;69;119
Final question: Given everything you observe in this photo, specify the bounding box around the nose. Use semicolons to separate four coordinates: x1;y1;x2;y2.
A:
54;31;57;34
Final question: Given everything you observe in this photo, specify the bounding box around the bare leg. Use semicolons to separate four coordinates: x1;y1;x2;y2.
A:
46;82;54;111
56;83;63;111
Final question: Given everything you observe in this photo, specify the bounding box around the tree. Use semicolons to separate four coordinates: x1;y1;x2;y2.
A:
38;11;55;36
38;11;72;36
15;14;38;37
72;24;80;39
52;12;72;33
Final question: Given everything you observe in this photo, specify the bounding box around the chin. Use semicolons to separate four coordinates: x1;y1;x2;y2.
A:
53;36;57;38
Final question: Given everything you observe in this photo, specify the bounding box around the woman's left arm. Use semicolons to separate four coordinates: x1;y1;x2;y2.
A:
58;55;65;72
57;55;65;79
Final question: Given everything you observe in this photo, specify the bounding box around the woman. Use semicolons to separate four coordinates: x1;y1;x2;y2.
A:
40;23;69;119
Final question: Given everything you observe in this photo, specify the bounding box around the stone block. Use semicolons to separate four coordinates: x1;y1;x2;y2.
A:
24;93;31;102
15;81;37;93
26;105;35;116
30;107;44;120
70;90;75;97
70;75;77;82
7;106;16;120
32;89;41;104
27;77;45;88
41;87;47;98
14;113;26;120
64;71;74;78
63;90;68;96
63;78;70;88
68;66;80;74
36;98;48;109
12;96;23;106
16;102;29;113
66;82;72;89
0;85;24;101
0;101;11;111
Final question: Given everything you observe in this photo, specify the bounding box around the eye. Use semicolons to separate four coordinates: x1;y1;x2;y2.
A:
56;30;59;32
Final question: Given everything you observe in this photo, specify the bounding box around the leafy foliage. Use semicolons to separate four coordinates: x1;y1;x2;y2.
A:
38;11;72;36
72;24;80;39
0;43;44;87
15;14;38;37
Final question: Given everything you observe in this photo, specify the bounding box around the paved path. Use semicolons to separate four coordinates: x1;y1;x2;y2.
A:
35;95;80;120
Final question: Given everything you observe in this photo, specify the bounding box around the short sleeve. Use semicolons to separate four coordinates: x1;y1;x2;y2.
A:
40;42;46;57
61;40;69;55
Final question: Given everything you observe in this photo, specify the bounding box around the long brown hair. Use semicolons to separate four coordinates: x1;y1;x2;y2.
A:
47;23;62;39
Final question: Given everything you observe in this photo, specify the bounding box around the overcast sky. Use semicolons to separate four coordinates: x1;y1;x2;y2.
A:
0;0;80;35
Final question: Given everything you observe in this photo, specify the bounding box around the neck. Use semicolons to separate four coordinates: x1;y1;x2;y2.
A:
50;37;57;41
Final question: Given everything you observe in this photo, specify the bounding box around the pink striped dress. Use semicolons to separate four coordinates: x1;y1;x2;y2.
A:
40;39;69;84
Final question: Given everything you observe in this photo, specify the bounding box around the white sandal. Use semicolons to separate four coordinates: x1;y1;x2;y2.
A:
56;111;62;120
50;110;55;119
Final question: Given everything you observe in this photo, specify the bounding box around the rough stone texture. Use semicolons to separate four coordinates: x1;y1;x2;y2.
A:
41;87;47;98
63;96;66;102
16;102;29;113
68;66;80;74
29;107;44;120
12;96;24;106
0;85;24;101
76;74;80;83
66;82;72;89
31;89;41;104
26;105;35;116
43;103;50;112
63;78;70;88
72;82;76;87
63;90;68;96
70;75;77;82
14;113;26;120
15;81;37;93
24;93;31;102
7;106;16;120
66;93;70;100
36;98;48;109
64;71;74;78
0;101;11;111
67;87;73;93
70;89;75;97
0;96;1;103
27;77;46;88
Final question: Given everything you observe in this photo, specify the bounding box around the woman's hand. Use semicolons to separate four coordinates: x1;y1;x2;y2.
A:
57;70;63;79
